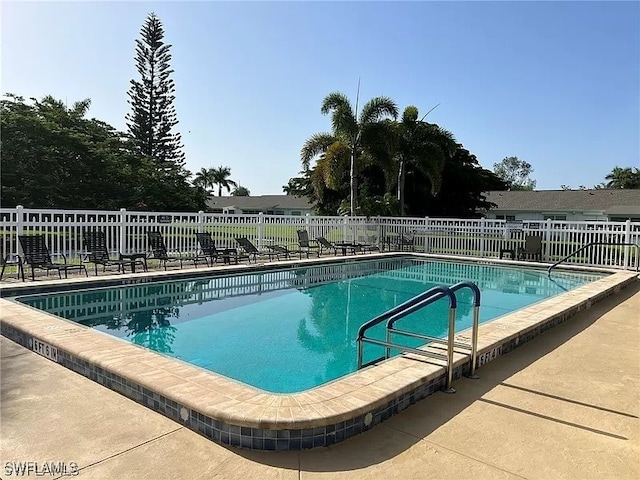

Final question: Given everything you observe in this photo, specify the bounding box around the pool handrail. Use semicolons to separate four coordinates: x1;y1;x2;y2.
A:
356;285;459;392
384;281;482;378
356;285;457;342
451;281;481;377
547;241;640;276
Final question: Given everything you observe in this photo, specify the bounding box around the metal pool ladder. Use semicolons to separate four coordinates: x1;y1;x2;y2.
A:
356;282;481;394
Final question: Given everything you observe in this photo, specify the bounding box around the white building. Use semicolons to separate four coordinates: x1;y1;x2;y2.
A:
206;195;315;216
484;189;640;222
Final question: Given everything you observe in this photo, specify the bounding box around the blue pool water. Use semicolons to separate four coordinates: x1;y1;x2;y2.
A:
18;258;605;393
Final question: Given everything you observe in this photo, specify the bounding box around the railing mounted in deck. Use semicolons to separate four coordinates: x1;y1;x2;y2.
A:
356;281;481;394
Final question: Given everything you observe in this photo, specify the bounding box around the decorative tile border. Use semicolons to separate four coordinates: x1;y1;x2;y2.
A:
1;255;637;451
1;317;456;451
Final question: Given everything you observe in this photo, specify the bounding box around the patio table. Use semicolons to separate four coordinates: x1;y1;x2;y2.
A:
334;242;358;256
119;253;148;273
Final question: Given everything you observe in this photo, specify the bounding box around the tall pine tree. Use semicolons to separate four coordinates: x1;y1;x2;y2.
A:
126;13;203;210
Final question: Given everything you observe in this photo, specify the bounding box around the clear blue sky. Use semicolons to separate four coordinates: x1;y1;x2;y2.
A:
3;1;639;195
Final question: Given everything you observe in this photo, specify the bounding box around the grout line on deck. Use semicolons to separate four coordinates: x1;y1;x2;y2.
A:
423;438;529;480
499;382;639;419
478;398;629;440
0;350;31;360
73;426;184;475
384;423;529;479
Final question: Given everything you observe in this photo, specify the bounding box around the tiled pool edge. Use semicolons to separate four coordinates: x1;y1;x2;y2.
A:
1;267;637;451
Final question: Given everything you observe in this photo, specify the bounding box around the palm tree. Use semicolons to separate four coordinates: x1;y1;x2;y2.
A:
605;167;640;189
193;168;215;195
210;166;237;196
231;185;250;196
392;106;458;215
301;91;398;215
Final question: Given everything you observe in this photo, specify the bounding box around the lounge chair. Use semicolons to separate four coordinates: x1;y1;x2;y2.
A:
357;239;381;254
297;229;321;257
518;235;543;261
316;237;357;256
265;244;291;259
316;237;338;255
394;232;415;252
266;244;311;260
0;243;24;281
235;237;281;263
195;232;243;265
147;230;199;270
18;234;88;281
83;230;147;275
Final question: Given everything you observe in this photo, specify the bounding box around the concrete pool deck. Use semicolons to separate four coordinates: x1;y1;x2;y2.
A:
1;279;638;479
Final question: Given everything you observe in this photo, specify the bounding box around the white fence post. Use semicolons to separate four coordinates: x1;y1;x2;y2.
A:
624;219;631;270
423;217;429;253
198;211;204;234
545;218;552;261
479;217;486;258
257;213;264;250
119;208;127;254
16;205;24;256
343;216;348;242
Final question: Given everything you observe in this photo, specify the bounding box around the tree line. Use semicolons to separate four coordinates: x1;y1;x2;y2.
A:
2;13;636;215
286;92;508;217
287;90;639;216
1;13;239;211
1;93;194;211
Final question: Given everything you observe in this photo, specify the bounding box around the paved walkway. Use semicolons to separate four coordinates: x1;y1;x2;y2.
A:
1;282;638;480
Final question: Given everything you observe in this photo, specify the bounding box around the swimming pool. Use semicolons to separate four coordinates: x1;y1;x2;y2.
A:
16;258;605;393
2;253;636;450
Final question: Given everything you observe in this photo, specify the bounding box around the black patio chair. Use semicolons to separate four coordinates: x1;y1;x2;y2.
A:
146;230;199;270
518;235;543;261
195;232;244;265
316;237;338;255
356;239;381;254
83;230;147;275
234;237;281;263
394;232;415;252
0;243;24;281
263;245;289;259
316;237;357;256
296;229;321;257
266;244;312;260
18;234;88;281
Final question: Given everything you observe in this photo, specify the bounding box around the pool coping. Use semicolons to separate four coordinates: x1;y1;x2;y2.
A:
1;253;638;451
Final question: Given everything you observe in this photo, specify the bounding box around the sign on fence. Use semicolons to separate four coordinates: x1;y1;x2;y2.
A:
505;220;523;232
157;215;172;224
504;220;523;238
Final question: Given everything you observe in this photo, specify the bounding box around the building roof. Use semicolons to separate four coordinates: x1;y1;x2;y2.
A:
207;195;314;211
485;189;640;213
605;205;640;216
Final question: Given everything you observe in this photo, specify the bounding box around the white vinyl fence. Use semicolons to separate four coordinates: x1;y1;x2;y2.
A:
1;206;639;271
